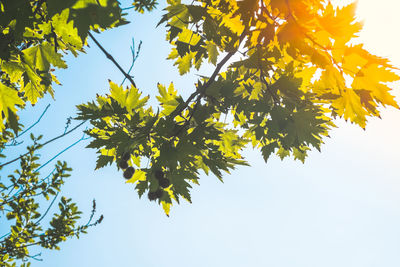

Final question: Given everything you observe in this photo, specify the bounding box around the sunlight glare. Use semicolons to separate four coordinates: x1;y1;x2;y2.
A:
329;0;400;158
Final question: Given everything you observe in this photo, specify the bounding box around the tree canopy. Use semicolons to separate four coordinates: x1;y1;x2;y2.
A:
76;0;399;215
0;0;399;264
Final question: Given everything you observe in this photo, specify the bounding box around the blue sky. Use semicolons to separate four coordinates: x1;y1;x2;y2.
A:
3;0;400;266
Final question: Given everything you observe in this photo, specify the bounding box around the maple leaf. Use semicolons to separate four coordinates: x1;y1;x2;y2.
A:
156;83;182;116
318;2;363;42
352;64;400;109
177;28;201;46
23;42;67;71
174;52;193;75
109;80;149;111
51;9;83;56
221;14;244;35
332;89;369;128
0;83;24;131
206;40;218;65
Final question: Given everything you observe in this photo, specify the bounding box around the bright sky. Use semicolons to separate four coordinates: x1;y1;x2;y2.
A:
6;0;400;266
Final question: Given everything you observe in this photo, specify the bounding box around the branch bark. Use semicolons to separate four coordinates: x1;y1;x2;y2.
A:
88;32;137;88
169;31;247;120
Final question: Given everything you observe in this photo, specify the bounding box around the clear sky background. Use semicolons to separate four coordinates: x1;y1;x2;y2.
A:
3;0;400;266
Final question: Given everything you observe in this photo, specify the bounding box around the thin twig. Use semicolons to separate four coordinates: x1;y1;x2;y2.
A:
5;104;51;147
88;32;137;88
21;104;51;135
0;121;87;168
85;199;97;226
64;117;72;134
34;132;89;172
35;192;59;225
25;252;43;262
121;39;142;86
121;5;135;10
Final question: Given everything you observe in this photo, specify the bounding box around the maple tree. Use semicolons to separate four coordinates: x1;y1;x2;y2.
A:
77;0;399;215
0;0;127;265
0;0;399;265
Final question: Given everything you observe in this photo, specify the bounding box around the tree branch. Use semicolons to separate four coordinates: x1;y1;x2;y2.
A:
88;32;137;88
0;120;87;168
169;31;247;120
34;192;59;225
121;38;142;86
256;45;279;104
18;104;50;138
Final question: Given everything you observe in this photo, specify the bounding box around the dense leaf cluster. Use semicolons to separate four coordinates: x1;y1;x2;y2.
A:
77;0;400;215
0;135;103;266
0;0;127;132
1;0;399;259
0;0;127;264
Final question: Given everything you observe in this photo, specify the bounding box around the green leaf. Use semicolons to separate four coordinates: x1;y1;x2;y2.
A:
174;52;193;75
261;142;278;162
1;61;24;83
95;155;114;169
51;9;83;55
23;42;67;71
0;83;24;131
156;83;181;116
206;41;218;65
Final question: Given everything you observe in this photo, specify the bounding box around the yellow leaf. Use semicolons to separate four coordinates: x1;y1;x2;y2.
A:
277;21;302;44
249;81;263;100
352;64;399;108
318;2;362;42
109;80;149;111
161;201;171;216
342;52;368;74
250;29;261;47
313;67;345;97
126;169;147;184
332;89;368;128
109;80;126;107
294;66;317;93
167;48;179;60
156;83;180;115
221;14;244;35
174;52;193;75
344;45;392;68
177;28;201;46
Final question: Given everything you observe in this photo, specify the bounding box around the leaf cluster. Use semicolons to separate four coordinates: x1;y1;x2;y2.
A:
77;0;400;215
0;135;102;266
0;0;155;264
0;0;128;132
